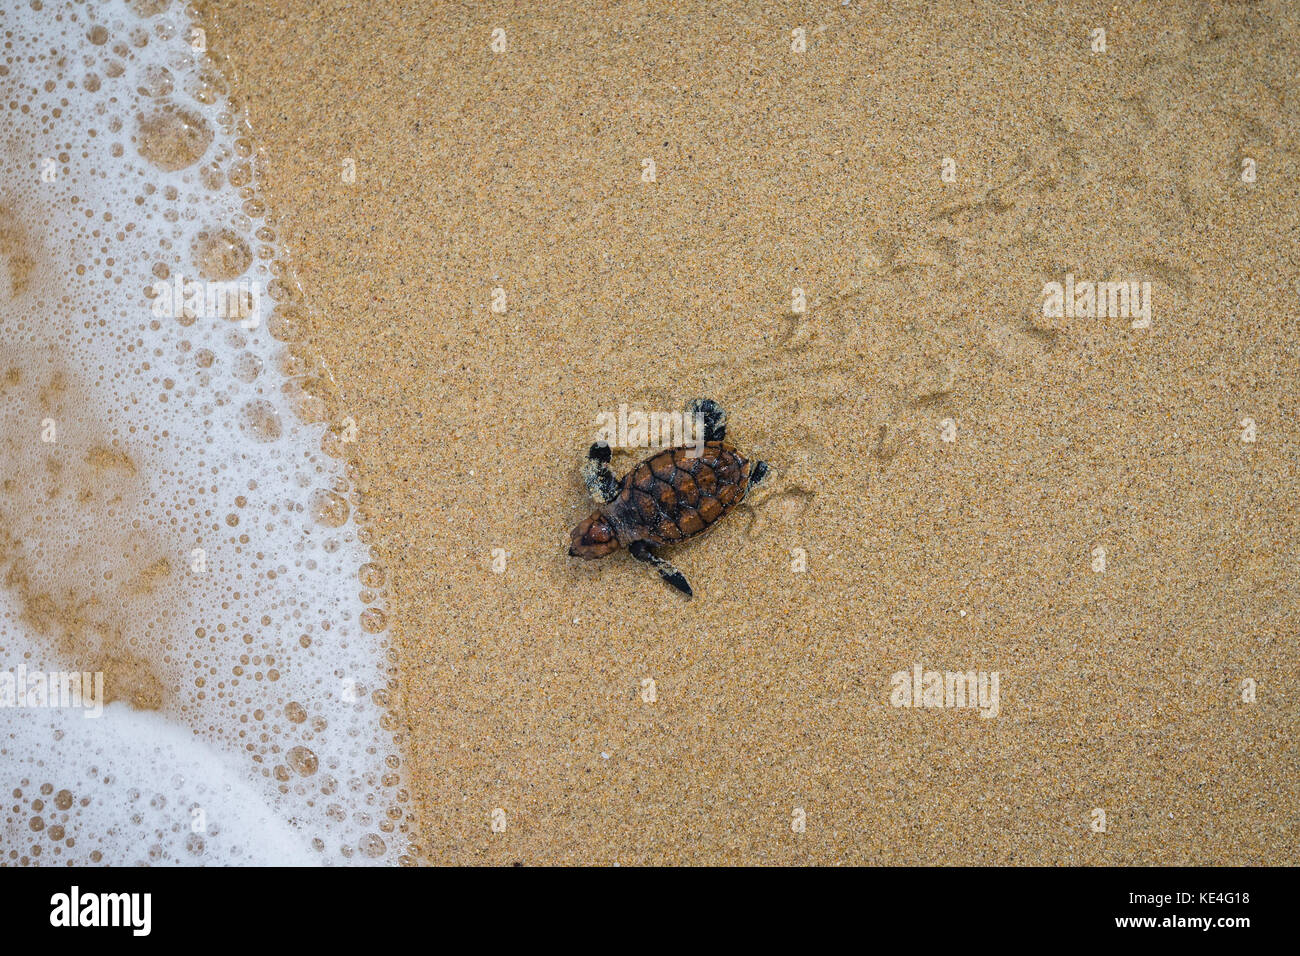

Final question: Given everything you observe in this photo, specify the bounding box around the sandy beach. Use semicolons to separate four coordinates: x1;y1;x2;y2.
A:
192;0;1299;864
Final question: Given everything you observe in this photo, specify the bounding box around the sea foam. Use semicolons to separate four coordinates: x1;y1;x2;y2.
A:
0;0;406;864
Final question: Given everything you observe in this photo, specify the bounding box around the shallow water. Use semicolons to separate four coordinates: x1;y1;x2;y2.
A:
0;0;406;865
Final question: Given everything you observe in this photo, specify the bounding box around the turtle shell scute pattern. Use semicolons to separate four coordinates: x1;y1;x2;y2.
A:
613;441;752;546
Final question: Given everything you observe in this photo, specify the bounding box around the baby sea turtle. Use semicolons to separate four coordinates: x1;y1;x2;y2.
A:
568;398;769;598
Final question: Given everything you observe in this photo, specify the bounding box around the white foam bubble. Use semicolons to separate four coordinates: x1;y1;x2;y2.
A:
0;0;406;865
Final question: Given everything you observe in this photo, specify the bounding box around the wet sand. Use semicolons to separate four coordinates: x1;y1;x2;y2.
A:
197;0;1299;864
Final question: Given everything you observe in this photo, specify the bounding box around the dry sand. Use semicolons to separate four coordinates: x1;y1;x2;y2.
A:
196;0;1299;864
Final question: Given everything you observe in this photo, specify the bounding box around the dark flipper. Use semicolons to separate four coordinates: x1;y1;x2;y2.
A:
582;441;621;503
686;398;727;443
629;540;693;598
751;460;770;485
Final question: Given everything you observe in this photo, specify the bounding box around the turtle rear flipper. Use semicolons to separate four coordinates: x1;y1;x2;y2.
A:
629;540;693;598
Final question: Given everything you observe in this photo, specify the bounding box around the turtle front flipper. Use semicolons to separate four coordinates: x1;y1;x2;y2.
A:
582;441;621;503
686;398;726;443
629;540;693;598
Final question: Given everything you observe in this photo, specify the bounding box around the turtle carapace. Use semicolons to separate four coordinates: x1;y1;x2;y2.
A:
568;399;770;598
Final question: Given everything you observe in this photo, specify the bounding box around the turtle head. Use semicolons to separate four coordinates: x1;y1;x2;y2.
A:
569;510;619;559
